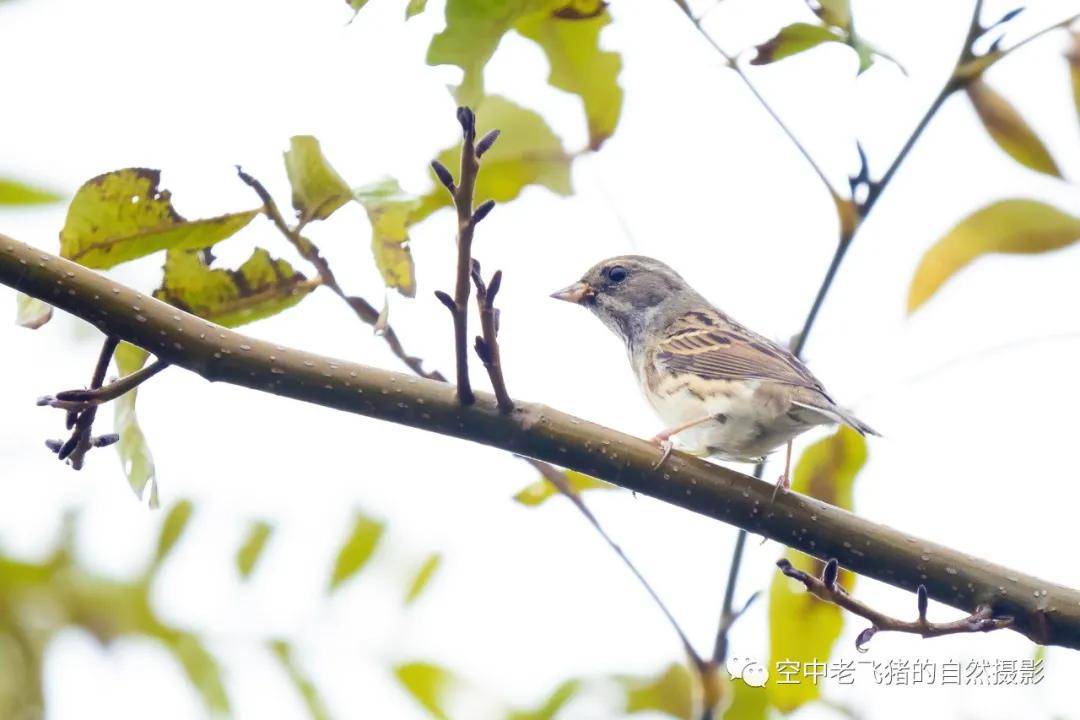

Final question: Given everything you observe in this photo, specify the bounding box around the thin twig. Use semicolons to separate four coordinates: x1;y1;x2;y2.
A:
49;336;119;470
471;263;513;413
41;359;170;412
236;167;444;381
778;558;1013;650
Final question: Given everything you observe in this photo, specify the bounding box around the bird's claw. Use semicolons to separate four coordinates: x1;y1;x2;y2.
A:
650;436;674;470
770;472;791;502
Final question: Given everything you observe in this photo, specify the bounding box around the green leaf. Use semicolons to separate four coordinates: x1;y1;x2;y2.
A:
114;342;158;506
164;633;230;714
59;168;258;269
155;499;193;563
154;248;316;327
427;0;552;105
621;663;692;719
404;552;442;605
271;640;330;720
394;661;456;720
507;679;581;720
810;0;851;30
0;178;62;205
908;200;1080;313
515;2;623;149
1069;33;1080;126
15;293;52;329
513;469;613;506
406;0;428;19
966;80;1061;177
328;510;386;591
413;96;572;223
751;23;843;65
236;521;273;579
768;426;866;713
284;136;353;224
721;681;767;720
354;179;420;297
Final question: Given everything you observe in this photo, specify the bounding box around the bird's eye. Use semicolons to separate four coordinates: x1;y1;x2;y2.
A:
607;265;628;284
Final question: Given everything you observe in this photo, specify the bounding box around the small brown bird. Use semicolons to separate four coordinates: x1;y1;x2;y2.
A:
551;255;876;490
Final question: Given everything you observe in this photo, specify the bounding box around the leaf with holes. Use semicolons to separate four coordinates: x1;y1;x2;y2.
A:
329;510;386;591
15;293;52;329
404;552;442;605
354;179;419;297
237;521;273;579
0;178;61;205
768;426;866;713
284;136;353;224
516;1;623;149
413;96;572;223
59;168;258;269
114;342;158;507
154;248;316;327
967;80;1061;177
513;469;613;506
908;200;1080;313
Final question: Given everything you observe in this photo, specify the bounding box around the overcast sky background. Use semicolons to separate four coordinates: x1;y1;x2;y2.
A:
2;0;1080;717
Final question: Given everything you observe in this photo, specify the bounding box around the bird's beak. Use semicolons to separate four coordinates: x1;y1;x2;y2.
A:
550;281;594;305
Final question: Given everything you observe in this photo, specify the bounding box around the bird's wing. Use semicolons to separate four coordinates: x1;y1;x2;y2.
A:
654;309;829;396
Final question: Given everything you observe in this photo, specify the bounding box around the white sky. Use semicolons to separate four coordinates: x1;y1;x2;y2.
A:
2;0;1080;718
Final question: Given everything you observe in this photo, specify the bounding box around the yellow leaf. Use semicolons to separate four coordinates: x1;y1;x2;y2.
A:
154;248;316;327
515;2;623;149
284;136;353;224
354;179;419;297
508;679;581;720
270;641;330;720
1068;33;1080;126
394;661;456;720
404;552;442;605
60;168;258;269
155;499;193;562
0;178;61;205
114;342;158;506
15;293;52;329
413;96;572;223
768;427;866;713
815;0;851;29
966;80;1061;177
513;469;613;506
750;23;843;65
329;510;386;591
621;662;693;719
236;521;273;579
908;199;1080;313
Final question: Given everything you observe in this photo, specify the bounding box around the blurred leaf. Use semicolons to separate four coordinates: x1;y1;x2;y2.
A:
114;342;158;506
406;0;428;18
908;200;1080;313
1066;33;1079;126
59;168;258;269
808;0;851;29
154;248;315;327
768;426;866;713
15;293;51;329
966;80;1061;177
404;552;442;605
284;136;352;224
0;178;61;205
236;521;273;579
507;679;581;720
414;96;572;223
329;510;386;591
271;640;330;720
354;179;419;297
621;662;692;719
722;681;767;720
751;23;842;65
515;2;623;149
513;469;614;506
395;661;456;720
165;633;229;714
155;499;193;563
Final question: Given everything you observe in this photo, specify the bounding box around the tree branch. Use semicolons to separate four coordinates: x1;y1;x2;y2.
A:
3;233;1078;649
778;558;1014;651
40;358;169;412
471;263;513;413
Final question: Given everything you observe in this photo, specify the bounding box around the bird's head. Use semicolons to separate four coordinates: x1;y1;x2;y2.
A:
551;255;688;342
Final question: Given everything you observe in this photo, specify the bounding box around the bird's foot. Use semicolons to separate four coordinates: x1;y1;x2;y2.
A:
649;436;675;470
770;472;791;502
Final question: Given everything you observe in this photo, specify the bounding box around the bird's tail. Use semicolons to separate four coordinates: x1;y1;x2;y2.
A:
793;400;880;437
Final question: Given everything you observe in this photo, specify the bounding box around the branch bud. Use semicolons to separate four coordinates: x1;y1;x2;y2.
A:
456;106;476;142
855;626;877;653
45;439;63;454
431;160;455;193
487;270;503;302
822;558;839;590
917;584;928;621
474;336;491;364
476;129;500;158
472;199;495;225
93;433;120;448
434;290;456;312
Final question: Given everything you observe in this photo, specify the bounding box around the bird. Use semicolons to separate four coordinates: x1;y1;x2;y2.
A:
550;255;876;493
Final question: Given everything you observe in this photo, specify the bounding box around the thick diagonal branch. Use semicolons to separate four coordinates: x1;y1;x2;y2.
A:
2;233;1078;649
